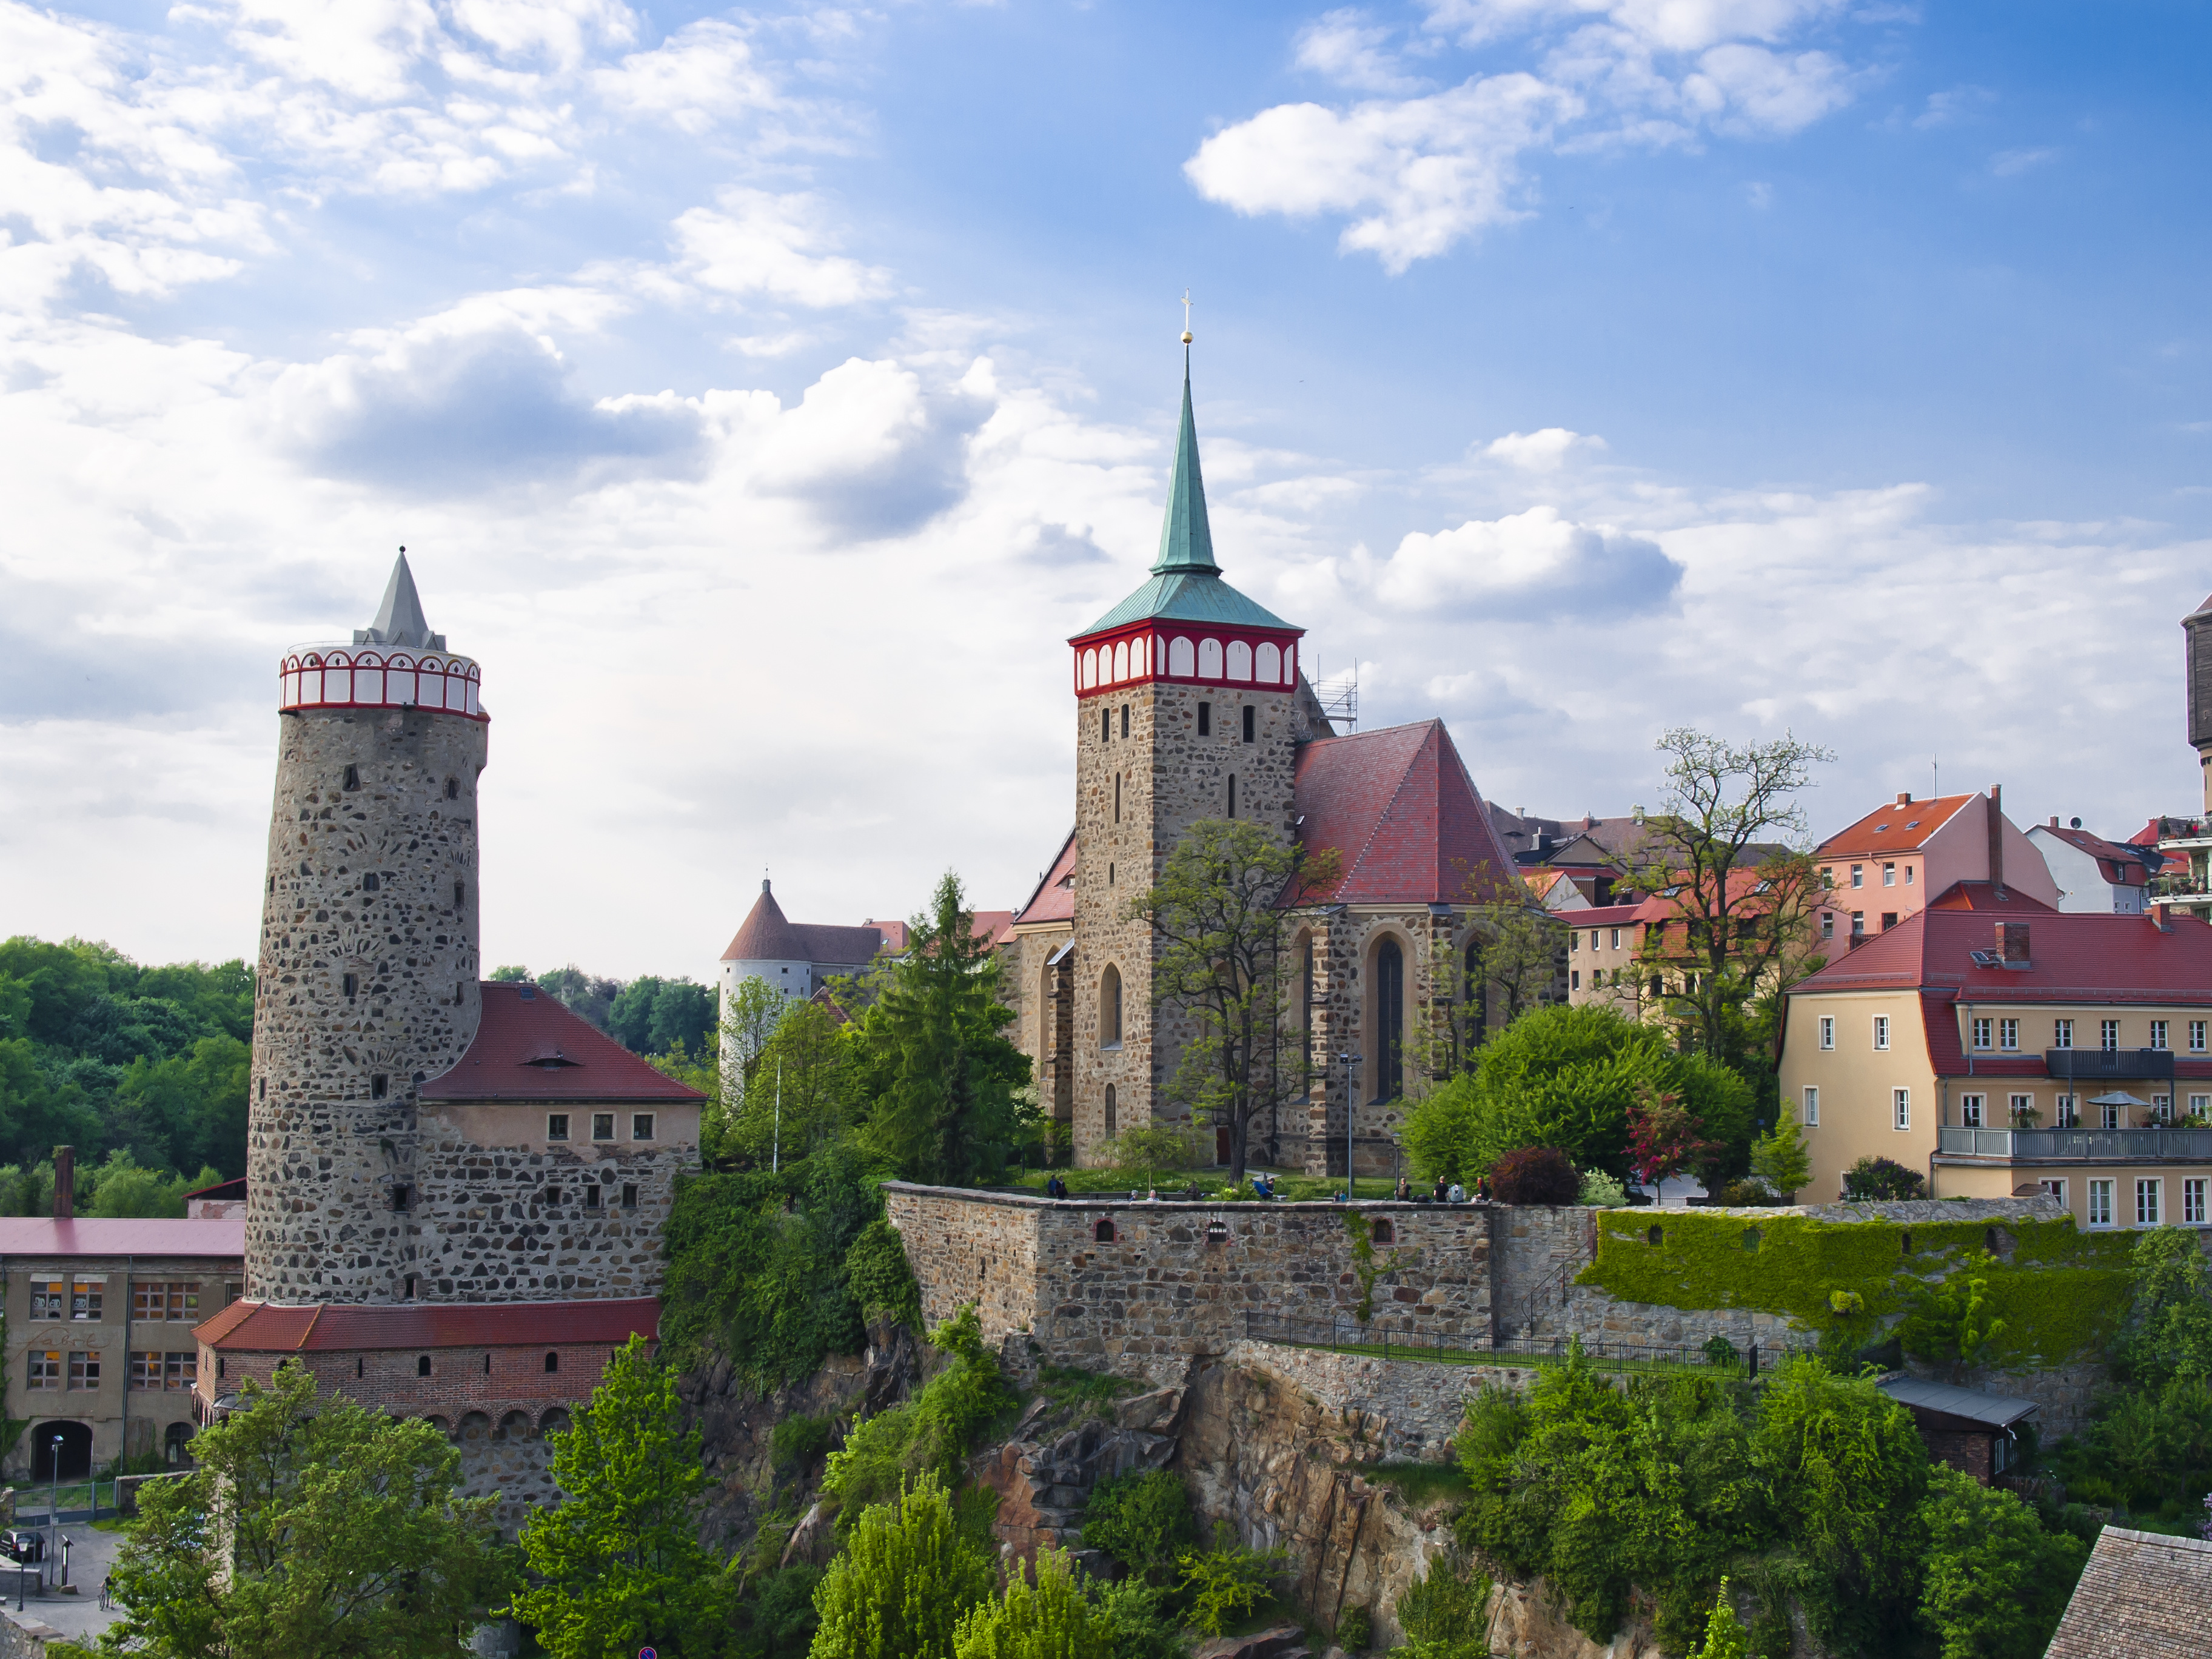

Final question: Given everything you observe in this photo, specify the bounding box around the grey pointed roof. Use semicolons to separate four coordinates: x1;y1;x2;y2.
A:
355;554;446;650
1073;367;1300;642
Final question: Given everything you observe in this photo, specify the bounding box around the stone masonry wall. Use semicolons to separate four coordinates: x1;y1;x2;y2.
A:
1072;680;1301;1164
249;705;487;1301
885;1184;1491;1381
412;1107;686;1300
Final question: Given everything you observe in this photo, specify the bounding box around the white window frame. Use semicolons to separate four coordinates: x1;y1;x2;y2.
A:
1883;862;1895;886
1892;1087;1911;1130
2193;1019;2208;1053
1570;969;1581;991
1822;913;1835;940
2054;1019;2073;1050
2000;1017;2019;1051
1904;864;1915;885
2185;1177;2207;1226
1802;1085;1819;1127
1851;864;1864;888
1960;1093;1985;1128
2102;1098;2120;1130
2056;1093;2079;1127
2136;1178;2162;1227
2009;1093;2034;1125
2150;1020;2170;1051
1610;928;1621;949
2100;1019;2120;1052
2087;1178;2115;1228
2039;1178;2066;1207
2191;1093;2211;1121
1874;1015;1890;1051
1971;1017;1991;1050
2153;1094;2173;1124
1819;1016;1835;1051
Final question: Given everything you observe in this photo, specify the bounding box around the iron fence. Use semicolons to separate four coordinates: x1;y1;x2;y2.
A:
1242;1309;1808;1377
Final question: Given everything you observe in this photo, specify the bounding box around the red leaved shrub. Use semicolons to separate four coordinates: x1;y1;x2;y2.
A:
1490;1145;1580;1205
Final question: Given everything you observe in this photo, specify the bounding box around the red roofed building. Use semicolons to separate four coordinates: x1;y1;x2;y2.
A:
2027;817;2158;916
1780;886;2212;1226
999;362;1543;1178
1812;787;2057;949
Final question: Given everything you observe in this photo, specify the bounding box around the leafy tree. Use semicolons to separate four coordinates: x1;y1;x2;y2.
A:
534;965;623;1033
857;873;1030;1186
84;1148;224;1218
1175;1522;1287;1638
609;976;717;1057
808;1474;995;1659
2120;1224;2212;1385
1915;1464;2086;1659
1626;1084;1714;1192
1489;1145;1578;1204
822;1307;1016;1528
1079;1469;1194;1583
488;964;531;982
1689;1580;1748;1659
514;1334;729;1658
1128;819;1338;1181
1620;728;1835;1065
1748;1101;1811;1201
844;1216;922;1329
951;1548;1111;1659
1101;1121;1202;1191
732;1001;862;1167
97;1362;513;1659
1843;1155;1926;1201
1462;882;1568;1033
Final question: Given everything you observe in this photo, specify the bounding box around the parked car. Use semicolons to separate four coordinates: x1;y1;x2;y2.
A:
2;1530;44;1564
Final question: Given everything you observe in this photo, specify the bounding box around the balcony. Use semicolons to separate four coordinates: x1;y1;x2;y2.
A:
2043;1047;2175;1082
1937;1125;2212;1161
2153;814;2212;851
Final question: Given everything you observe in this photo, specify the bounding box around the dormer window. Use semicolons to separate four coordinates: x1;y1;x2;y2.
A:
526;1048;578;1071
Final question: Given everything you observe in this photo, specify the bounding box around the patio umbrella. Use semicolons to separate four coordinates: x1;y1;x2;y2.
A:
2085;1092;2151;1107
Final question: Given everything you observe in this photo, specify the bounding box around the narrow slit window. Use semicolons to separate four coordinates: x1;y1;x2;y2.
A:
445;777;458;799
417;1355;431;1377
622;1182;638;1209
1120;705;1130;738
1227;775;1236;817
343;764;360;791
343;973;359;999
1101;706;1111;743
584;1184;603;1210
1242;705;1255;743
362;872;380;892
545;1351;559;1373
370;1074;388;1099
454;880;465;908
1198;702;1211;736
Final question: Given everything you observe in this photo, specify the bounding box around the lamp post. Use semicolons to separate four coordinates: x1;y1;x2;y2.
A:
48;1432;61;1590
1337;1052;1362;1200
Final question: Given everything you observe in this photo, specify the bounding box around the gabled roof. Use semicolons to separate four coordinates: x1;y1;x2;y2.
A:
1014;830;1079;928
2045;1527;2212;1659
2030;822;2154;886
420;982;705;1102
1792;886;2212;1007
0;1216;244;1258
1293;720;1521;905
1817;793;1976;858
197;1296;660;1352
1075;370;1300;640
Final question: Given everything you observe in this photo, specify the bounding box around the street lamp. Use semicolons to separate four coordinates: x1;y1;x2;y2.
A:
1336;1052;1362;1200
48;1432;61;1592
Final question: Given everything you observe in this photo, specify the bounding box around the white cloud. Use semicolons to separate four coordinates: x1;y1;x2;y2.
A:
1684;44;1854;135
593;19;782;136
1186;75;1578;271
1370;503;1681;613
1422;0;1843;52
1295;9;1426;93
672;189;893;307
1991;146;2057;177
1483;427;1606;470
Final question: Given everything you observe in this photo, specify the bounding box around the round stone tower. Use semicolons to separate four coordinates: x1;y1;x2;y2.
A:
246;555;488;1302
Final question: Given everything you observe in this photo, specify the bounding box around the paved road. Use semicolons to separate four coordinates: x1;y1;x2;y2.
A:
1;1522;131;1644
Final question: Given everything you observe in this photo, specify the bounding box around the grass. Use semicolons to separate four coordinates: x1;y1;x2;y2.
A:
1034;1363;1137;1409
1268;1331;1759;1379
997;1166;1350;1202
1360;1460;1473;1506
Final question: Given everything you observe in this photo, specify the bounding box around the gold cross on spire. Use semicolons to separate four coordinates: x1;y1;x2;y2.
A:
1180;289;1194;346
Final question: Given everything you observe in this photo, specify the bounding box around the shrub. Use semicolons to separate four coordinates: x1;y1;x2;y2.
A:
1335;1603;1372;1649
823;1307;1017;1530
1080;1469;1194;1581
1577;1167;1629;1207
770;1413;833;1470
1713;1179;1781;1207
1088;1580;1187;1659
1392;1550;1493;1658
1915;1463;2086;1659
1490;1146;1579;1205
846;1217;922;1330
810;1475;996;1659
1176;1521;1287;1637
951;1547;1111;1659
1842;1156;1925;1201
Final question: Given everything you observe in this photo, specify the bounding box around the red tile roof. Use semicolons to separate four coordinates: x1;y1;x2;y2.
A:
0;1217;244;1258
1568;903;1647;927
419;982;705;1102
1015;831;1079;927
198;1296;659;1352
972;911;1016;947
1293;720;1521;905
1794;888;2212;1006
1925;881;2057;912
1817;793;1976;858
2034;823;2153;887
722;879;809;960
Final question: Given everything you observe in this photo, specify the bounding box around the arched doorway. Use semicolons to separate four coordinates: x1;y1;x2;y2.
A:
32;1421;92;1482
164;1423;195;1467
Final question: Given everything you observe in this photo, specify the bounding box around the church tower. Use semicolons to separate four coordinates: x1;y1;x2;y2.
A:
1067;362;1306;1162
247;555;488;1301
2185;592;2212;811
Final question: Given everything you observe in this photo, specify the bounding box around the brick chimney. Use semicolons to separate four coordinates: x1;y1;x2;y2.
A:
1998;922;2030;964
52;1145;74;1221
1897;791;1912;805
1988;785;2006;893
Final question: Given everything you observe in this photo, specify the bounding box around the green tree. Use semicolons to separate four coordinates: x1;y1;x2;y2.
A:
858;873;1029;1186
1915;1464;2086;1659
1748;1101;1811;1201
951;1549;1111;1659
97;1362;513;1659
1101;1121;1202;1191
534;965;622;1032
1176;1523;1288;1638
514;1334;730;1659
1128;819;1338;1181
1901;1253;2009;1379
1621;728;1835;1065
808;1475;994;1659
1463;881;1567;1033
1078;1469;1194;1583
1689;1580;1748;1659
732;1001;862;1167
821;1307;1016;1527
84;1148;224;1218
2121;1224;2212;1385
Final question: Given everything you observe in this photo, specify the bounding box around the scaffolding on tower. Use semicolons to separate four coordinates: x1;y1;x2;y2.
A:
1313;664;1358;732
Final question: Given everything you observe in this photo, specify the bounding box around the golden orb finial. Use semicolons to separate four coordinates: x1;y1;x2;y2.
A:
1180;289;1194;346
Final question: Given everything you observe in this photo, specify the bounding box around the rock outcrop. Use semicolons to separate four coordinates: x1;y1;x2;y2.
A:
973;1385;1185;1572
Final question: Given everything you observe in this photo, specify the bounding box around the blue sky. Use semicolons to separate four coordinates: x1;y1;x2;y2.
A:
2;0;2208;976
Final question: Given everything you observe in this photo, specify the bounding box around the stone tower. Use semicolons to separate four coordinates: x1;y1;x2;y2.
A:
1066;366;1305;1161
2185;592;2212;811
247;555;488;1302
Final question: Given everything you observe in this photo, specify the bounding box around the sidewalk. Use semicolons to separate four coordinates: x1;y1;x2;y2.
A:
0;1523;132;1646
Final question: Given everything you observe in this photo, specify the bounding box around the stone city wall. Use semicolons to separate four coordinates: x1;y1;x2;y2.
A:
885;1184;1492;1381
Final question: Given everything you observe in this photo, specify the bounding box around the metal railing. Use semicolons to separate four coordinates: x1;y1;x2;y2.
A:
1938;1125;2212;1160
1241;1309;1805;1377
2044;1048;2175;1082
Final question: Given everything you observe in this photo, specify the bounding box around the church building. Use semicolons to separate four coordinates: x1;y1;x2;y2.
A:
1000;362;1532;1177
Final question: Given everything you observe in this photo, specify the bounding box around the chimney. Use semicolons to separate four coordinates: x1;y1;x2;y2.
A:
1988;785;2005;893
2049;816;2060;828
1998;922;2030;964
52;1145;74;1221
1897;791;1912;805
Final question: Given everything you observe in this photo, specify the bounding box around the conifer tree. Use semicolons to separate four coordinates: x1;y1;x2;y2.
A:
514;1335;730;1658
951;1548;1112;1659
809;1475;994;1659
1749;1102;1812;1200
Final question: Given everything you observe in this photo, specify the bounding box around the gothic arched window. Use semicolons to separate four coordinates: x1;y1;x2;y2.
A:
1376;939;1404;1102
1101;965;1123;1048
1257;642;1282;683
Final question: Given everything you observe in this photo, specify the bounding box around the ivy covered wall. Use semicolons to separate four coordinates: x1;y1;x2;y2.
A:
1577;1205;2137;1369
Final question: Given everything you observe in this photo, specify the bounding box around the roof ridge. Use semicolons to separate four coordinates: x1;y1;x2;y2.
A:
297;1303;322;1352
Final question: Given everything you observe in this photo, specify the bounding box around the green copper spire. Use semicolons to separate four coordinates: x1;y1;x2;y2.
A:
1150;365;1218;574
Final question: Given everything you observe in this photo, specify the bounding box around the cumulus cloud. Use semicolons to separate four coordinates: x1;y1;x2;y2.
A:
672;189;893;307
749;357;989;539
1194;0;1874;265
1371;504;1683;614
593;18;783;136
1186;75;1578;270
1483;427;1606;471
